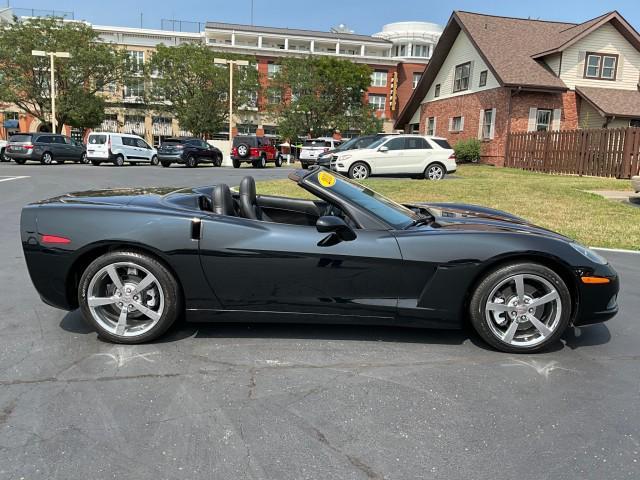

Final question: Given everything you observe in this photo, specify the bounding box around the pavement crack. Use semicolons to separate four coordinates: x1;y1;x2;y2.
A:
247;367;257;399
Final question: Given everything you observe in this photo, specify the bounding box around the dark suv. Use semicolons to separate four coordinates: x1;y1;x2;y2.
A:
231;135;282;168
6;133;87;165
157;137;223;168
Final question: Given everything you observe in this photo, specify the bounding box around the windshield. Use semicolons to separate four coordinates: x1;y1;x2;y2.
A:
367;137;388;150
306;170;420;229
334;137;359;151
9;134;32;143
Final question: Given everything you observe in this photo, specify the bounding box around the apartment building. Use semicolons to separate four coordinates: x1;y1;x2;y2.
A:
0;10;442;144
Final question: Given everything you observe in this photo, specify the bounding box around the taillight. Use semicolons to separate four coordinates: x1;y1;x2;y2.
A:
448;153;456;160
23;144;34;150
232;147;238;155
250;148;259;156
41;234;71;244
108;136;112;155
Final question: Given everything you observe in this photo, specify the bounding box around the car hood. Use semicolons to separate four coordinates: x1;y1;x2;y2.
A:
33;187;181;206
408;202;570;241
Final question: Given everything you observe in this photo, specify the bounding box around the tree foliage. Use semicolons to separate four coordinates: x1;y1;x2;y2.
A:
146;44;258;137
268;56;381;140
0;17;130;132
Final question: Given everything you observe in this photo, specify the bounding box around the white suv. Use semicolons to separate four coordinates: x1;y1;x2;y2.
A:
86;132;158;167
330;135;456;180
299;137;341;169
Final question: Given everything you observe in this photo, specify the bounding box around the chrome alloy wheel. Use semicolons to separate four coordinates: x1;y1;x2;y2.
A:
427;164;444;180
351;164;369;179
86;261;164;338
484;274;562;348
237;145;248;156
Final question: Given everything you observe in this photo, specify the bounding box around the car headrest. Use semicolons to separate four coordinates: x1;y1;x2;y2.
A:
212;184;235;216
240;176;256;202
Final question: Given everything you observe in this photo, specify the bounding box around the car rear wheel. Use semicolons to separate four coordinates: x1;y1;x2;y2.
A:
161;160;171;168
214;154;222;167
469;262;571;353
1;148;8;162
349;162;370;180
232;159;241;168
300;162;309;169
41;152;53;165
275;154;283;167
150;155;159;166
91;160;101;166
78;251;181;344
425;163;445;180
114;155;125;167
186;155;198;168
79;152;88;164
256;156;267;168
14;158;26;165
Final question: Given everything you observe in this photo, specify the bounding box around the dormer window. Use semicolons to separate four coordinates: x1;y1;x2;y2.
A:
584;53;618;80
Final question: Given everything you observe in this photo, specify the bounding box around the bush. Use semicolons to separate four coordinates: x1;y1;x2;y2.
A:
454;138;482;163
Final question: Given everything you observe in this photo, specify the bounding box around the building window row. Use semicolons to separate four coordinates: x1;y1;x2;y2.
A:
584;52;617;80
369;94;386;111
371;70;388;87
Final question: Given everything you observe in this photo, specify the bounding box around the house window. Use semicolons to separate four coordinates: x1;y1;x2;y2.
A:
453;62;471;92
450;116;464;132
412;72;422;89
434;84;441;98
479;70;488;87
267;62;281;79
584;53;618;80
123;79;144;99
371;70;388;87
127;50;144;71
481;109;493;140
426;117;436;136
536;109;552;131
267;88;281;104
368;94;386;111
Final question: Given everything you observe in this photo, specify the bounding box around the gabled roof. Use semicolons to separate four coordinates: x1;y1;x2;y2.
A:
576;87;640;118
395;10;640;129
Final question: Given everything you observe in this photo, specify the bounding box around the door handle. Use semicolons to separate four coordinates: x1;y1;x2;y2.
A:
191;218;202;240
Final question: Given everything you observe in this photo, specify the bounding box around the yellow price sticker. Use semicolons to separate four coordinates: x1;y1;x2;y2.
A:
318;171;336;187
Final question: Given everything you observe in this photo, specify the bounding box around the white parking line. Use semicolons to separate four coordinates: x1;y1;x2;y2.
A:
0;176;30;183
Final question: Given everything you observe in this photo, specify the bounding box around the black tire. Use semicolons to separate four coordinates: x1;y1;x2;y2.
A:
275;154;283;167
348;162;370;180
80;152;88;164
232;158;241;168
161;160;171;168
0;148;7;162
91;160;101;166
424;163;445;180
114;155;125;167
186;155;198;168
14;158;26;165
150;155;159;166
129;162;137;166
41;152;54;165
257;155;267;168
214;154;222;167
300;162;308;169
236;143;251;159
469;262;572;354
78;250;181;344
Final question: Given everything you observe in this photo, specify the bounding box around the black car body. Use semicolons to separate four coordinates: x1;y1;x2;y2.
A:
316;134;395;167
21;167;619;352
7;133;86;165
157;137;223;168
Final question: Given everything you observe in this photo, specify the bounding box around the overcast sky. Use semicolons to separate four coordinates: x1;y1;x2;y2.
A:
6;0;640;33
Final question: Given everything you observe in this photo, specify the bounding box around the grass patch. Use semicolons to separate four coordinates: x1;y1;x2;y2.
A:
256;165;640;250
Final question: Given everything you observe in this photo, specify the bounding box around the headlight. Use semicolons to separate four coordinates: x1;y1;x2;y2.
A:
338;154;351;161
570;243;608;265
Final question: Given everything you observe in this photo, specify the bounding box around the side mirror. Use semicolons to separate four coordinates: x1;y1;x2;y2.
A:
379;145;389;152
316;216;356;246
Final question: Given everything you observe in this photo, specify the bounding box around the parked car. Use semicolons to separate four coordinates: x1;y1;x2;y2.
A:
231;135;283;168
86;132;158;167
299;137;341;169
316;134;397;167
157;137;223;168
6;133;87;165
20;167;619;353
632;176;640;193
330;135;457;180
0;139;9;162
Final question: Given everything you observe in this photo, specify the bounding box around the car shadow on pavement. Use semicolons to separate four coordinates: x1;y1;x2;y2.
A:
60;309;612;352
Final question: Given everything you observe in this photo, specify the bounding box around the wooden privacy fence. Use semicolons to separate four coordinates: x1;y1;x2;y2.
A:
506;127;640;179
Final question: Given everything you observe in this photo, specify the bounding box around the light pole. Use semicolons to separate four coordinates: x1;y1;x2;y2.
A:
31;50;71;133
214;58;249;166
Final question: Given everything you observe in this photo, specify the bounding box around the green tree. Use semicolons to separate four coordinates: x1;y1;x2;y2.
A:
0;17;130;132
146;44;258;137
268;56;381;141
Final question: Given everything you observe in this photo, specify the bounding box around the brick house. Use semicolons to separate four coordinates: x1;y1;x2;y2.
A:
394;10;640;165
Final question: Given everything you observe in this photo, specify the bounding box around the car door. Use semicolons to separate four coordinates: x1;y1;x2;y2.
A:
404;136;433;173
369;137;408;175
135;138;152;161
198;216;404;320
58;136;76;160
199;140;214;160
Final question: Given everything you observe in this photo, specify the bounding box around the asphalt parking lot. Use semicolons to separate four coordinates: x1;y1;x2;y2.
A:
0;163;639;480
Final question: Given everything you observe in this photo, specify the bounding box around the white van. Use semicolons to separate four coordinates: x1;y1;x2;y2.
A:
86;132;158;166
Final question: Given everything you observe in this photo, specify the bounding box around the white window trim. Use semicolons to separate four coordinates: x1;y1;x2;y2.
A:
449;116;464;132
371;70;388;87
478;108;496;140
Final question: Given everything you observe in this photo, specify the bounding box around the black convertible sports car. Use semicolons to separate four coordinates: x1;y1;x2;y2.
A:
20;167;619;353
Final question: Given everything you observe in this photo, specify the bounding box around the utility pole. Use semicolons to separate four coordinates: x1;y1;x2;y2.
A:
31;50;71;133
250;0;254;26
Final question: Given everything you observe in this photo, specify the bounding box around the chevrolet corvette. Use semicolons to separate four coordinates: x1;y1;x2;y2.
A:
20;167;619;353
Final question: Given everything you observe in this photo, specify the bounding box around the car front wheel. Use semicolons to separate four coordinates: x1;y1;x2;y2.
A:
1;149;8;162
186;155;197;168
349;162;370;180
41;152;53;165
425;163;445;180
80;152;88;164
469;262;572;353
78;251;181;344
150;155;159;166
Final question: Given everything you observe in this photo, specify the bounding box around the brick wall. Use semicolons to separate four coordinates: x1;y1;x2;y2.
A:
395;62;427;120
420;88;581;166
